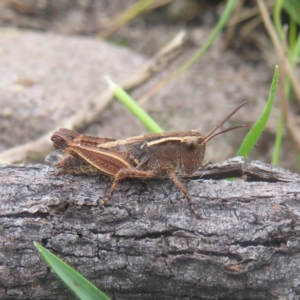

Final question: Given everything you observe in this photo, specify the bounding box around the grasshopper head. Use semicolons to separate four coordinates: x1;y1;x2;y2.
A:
180;131;206;176
180;101;246;176
51;128;79;155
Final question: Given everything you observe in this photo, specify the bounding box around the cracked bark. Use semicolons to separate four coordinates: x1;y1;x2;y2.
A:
1;158;300;300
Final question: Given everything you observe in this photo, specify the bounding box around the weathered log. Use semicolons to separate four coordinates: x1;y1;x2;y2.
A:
1;158;300;299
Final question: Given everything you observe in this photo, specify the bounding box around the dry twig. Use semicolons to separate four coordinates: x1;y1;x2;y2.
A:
257;0;300;104
222;0;245;50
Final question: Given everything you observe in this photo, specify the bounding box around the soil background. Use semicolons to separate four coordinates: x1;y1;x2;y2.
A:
0;0;295;171
1;1;300;300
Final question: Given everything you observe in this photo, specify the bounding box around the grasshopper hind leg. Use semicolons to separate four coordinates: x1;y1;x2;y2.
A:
101;168;156;206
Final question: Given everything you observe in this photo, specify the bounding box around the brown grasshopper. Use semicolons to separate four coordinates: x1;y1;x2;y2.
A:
51;101;246;218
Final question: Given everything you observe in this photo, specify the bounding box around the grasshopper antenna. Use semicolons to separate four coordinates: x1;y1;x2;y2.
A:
201;101;247;145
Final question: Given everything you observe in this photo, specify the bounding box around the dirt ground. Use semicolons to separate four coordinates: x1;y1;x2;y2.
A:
0;0;296;172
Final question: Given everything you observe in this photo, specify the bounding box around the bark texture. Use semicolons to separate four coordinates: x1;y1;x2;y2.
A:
1;159;300;299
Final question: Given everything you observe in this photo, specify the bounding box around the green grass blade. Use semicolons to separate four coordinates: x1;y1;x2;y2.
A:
34;242;110;300
106;76;164;133
236;65;279;158
273;0;283;39
283;0;300;26
292;33;300;63
171;0;238;79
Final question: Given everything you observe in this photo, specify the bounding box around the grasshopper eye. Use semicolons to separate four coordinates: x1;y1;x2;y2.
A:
185;136;198;149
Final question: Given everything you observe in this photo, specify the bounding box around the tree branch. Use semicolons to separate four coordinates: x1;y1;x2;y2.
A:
1;159;300;299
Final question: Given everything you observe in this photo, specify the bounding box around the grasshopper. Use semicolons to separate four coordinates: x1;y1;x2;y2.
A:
51;101;246;218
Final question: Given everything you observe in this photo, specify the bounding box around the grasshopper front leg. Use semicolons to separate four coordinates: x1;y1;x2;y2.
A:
166;169;202;219
102;169;156;206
